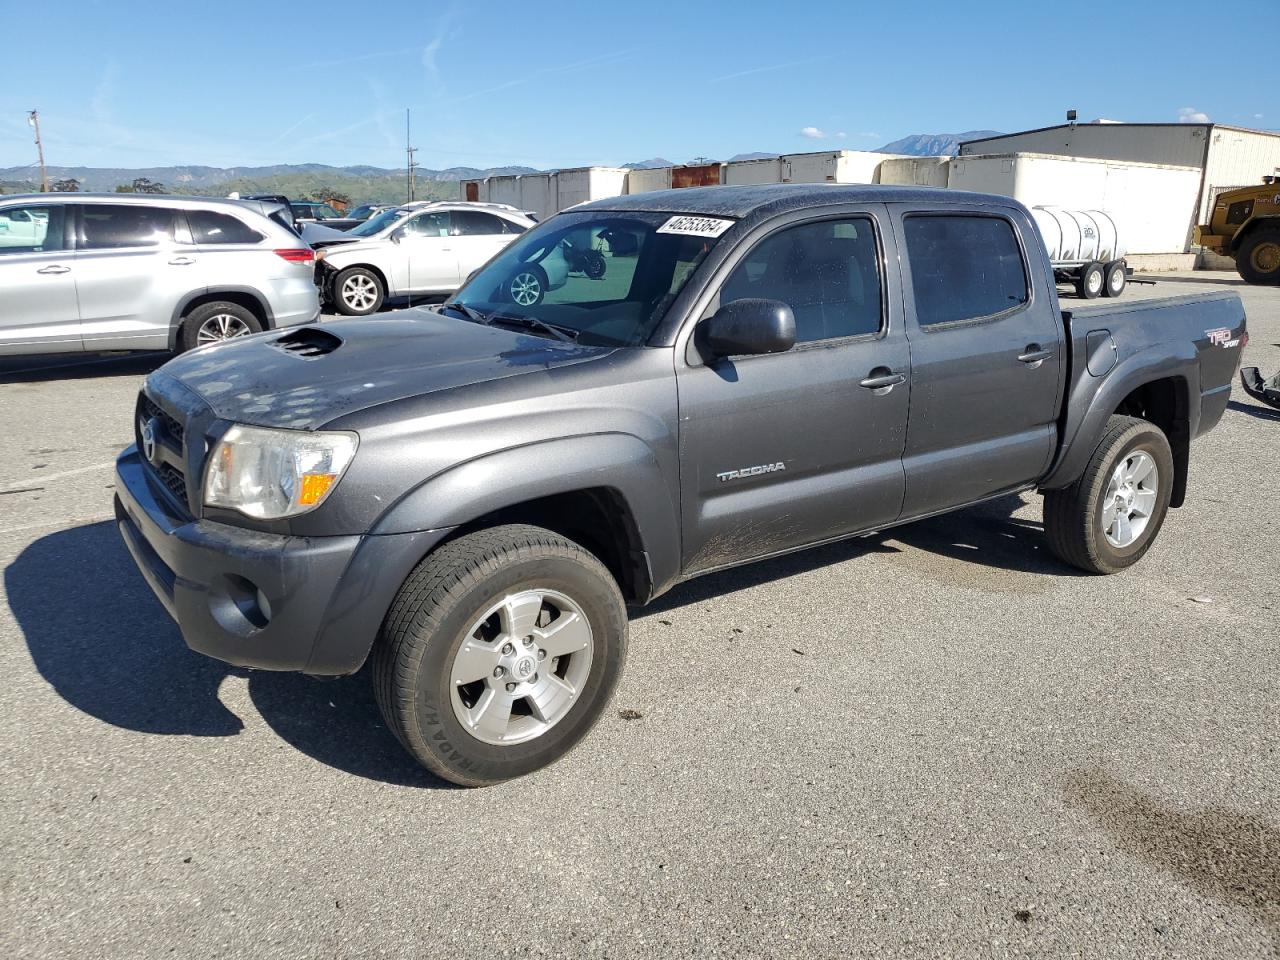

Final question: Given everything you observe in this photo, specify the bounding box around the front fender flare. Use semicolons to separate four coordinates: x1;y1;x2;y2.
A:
370;432;681;595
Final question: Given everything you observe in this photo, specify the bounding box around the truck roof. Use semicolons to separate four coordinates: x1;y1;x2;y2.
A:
577;183;1016;219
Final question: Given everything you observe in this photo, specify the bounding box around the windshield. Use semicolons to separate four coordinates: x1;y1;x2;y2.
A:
347;207;408;237
449;210;727;347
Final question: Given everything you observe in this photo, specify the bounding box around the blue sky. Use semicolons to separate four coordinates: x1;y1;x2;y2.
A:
1;0;1276;171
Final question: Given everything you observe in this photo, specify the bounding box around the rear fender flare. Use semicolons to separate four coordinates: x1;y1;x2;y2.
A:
1041;343;1199;499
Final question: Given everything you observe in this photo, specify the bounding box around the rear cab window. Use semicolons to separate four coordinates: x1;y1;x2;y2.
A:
903;214;1028;326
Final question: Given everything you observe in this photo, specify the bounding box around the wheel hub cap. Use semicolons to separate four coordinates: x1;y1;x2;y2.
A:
1101;450;1158;548
449;589;593;745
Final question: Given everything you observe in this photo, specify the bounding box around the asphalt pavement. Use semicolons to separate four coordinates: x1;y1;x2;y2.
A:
2;272;1277;959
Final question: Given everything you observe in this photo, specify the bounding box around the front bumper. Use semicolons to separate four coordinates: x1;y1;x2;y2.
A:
114;445;447;674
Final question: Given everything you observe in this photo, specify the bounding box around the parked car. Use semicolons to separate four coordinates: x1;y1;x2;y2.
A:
113;184;1246;786
289;200;347;225
314;201;535;315
312;202;400;232
0;193;319;356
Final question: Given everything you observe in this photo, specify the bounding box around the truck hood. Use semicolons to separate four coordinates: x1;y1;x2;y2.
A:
149;311;616;430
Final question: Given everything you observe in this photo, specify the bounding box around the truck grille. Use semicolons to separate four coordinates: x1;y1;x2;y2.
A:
135;391;192;514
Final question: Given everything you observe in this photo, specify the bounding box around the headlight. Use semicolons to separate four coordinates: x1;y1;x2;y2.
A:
203;424;358;519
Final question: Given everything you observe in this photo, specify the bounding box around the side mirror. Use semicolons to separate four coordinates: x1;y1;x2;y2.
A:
389;227;405;243
703;299;796;358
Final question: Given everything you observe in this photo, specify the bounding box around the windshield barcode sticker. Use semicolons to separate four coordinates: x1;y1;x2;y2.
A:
656;215;735;238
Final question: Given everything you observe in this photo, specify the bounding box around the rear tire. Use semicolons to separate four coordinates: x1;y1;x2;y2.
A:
508;264;549;307
373;524;628;786
178;301;262;352
1075;261;1105;299
1235;227;1280;285
333;266;385;316
1043;415;1173;574
1102;260;1127;297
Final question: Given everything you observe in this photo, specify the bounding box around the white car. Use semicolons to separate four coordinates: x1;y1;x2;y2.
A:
314;202;536;315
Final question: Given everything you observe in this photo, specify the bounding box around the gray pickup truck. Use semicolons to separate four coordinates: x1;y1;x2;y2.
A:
114;184;1247;786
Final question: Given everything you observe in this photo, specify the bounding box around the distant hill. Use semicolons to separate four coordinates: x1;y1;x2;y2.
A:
623;158;675;169
728;152;778;162
875;131;1003;157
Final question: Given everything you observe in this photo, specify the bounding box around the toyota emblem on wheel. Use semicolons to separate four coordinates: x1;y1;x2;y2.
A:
140;418;159;465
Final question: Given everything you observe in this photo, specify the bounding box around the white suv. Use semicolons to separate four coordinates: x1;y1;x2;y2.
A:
313;201;536;315
0;194;320;356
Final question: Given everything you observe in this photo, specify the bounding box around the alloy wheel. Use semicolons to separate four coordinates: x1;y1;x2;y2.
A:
1100;450;1158;548
195;313;253;347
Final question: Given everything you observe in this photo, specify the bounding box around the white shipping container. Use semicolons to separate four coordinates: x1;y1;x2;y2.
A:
555;167;628;211
780;150;908;184
877;156;951;187
626;166;672;194
947;152;1201;254
519;174;557;220
724;157;782;185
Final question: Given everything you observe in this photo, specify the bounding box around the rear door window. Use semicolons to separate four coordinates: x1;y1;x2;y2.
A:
0;204;65;254
451;211;507;236
405;211;451;237
80;205;176;250
188;210;264;245
903;215;1028;326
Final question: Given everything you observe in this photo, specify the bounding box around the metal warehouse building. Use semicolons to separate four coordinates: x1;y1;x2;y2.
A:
959;122;1280;226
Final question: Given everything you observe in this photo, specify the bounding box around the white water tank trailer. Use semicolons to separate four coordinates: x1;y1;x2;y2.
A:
1031;206;1130;299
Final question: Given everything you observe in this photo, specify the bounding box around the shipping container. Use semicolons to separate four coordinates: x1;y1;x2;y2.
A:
518;174;557;220
724;157;783;185
626;166;671;194
780;150;905;184
555;167;628;211
671;162;722;188
877;156;951;188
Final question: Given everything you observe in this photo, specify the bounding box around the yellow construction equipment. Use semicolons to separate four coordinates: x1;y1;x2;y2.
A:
1194;177;1280;284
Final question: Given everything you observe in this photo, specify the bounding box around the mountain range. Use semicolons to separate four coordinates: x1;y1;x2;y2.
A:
875;130;1003;156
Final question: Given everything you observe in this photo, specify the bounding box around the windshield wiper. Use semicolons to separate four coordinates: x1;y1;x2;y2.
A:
440;301;486;323
486;312;579;343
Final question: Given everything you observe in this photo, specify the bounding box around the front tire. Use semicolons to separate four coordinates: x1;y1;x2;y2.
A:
1235;227;1280;285
179;301;262;352
1043;415;1174;574
373;524;628;786
508;265;548;307
333;266;385;316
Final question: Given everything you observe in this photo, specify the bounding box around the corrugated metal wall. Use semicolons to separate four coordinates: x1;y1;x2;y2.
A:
1202;128;1280;220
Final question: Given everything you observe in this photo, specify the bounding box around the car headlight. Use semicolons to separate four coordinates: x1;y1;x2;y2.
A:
203;424;358;519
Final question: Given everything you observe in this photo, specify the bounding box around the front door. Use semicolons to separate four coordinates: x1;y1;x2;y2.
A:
403;210;461;292
675;208;910;574
0;203;80;353
891;205;1065;517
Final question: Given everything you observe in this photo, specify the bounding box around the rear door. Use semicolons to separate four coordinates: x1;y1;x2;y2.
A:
450;210;524;280
675;207;911;573
891;204;1064;516
403;211;461;291
0;203;80;353
74;203;191;350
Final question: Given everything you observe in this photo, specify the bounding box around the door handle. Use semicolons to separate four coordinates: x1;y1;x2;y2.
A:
168;256;196;266
859;369;906;390
1018;345;1053;365
37;264;70;274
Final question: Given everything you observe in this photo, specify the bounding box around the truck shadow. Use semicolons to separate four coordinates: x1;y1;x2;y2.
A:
1228;399;1280;422
4;520;450;789
644;494;1078;614
1063;769;1279;947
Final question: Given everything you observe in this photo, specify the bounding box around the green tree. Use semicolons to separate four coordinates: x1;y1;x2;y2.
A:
117;177;166;194
51;178;82;192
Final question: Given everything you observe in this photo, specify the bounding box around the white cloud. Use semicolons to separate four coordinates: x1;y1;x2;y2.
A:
835;131;847;139
1177;106;1209;123
1255;113;1265;120
800;126;827;139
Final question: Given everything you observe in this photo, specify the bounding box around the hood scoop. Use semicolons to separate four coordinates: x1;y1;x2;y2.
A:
273;326;343;358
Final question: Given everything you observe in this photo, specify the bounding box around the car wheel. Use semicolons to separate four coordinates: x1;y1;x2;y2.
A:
1102;260;1127;297
333;267;385;316
179;301;262;352
508;265;548;307
1235;228;1280;285
373;524;628;786
1075;261;1105;299
1043;415;1174;574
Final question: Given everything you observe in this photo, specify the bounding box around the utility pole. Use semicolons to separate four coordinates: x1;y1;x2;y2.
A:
28;110;49;193
406;109;418;203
